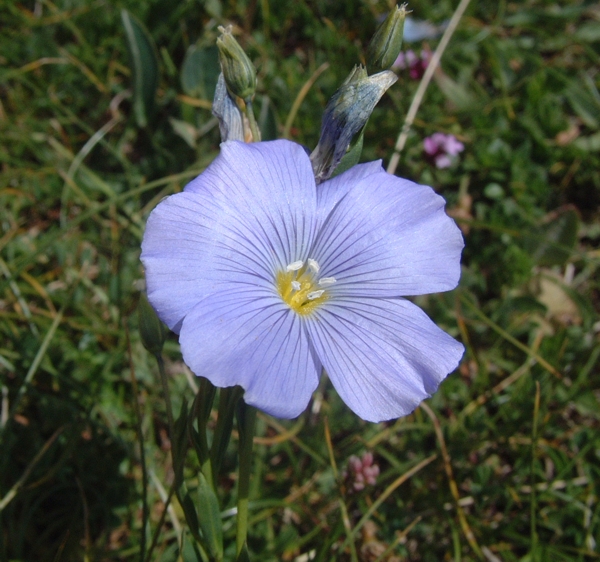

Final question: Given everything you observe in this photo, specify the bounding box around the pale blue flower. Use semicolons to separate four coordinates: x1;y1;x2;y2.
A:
141;140;464;422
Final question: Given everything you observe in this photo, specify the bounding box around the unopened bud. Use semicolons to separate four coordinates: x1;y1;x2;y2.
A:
216;25;257;101
366;4;407;72
212;73;246;142
310;66;397;182
138;292;166;356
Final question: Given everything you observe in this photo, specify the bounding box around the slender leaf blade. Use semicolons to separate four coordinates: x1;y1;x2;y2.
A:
121;9;159;127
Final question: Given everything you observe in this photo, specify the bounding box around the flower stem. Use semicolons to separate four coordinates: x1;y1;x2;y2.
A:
387;0;473;175
156;354;176;451
236;400;256;559
244;98;261;142
125;324;148;562
155;353;189;556
530;381;541;561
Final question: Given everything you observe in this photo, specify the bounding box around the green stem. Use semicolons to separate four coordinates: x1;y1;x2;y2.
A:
156;354;176;448
155;355;192;557
244;99;261;142
0;306;64;441
387;0;473;174
145;481;176;562
125;325;148;562
236;400;257;559
531;381;541;562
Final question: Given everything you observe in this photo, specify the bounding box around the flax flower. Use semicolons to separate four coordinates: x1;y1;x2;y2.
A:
141;140;464;422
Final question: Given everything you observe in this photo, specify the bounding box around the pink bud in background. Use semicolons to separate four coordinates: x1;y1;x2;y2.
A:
344;452;381;491
423;133;464;168
393;49;431;80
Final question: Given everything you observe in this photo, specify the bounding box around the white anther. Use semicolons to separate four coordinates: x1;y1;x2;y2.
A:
307;258;320;274
307;290;325;300
291;280;301;291
318;277;337;287
286;260;304;272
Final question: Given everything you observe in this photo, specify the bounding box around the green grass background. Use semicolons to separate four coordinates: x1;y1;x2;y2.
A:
1;0;599;560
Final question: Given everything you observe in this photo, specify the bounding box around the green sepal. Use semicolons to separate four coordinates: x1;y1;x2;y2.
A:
197;472;224;561
137;292;166;356
366;4;407;72
331;123;366;179
216;26;257;101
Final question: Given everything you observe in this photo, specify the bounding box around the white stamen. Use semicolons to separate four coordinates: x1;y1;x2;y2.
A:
286;260;304;272
307;290;325;300
291;280;301;291
318;277;337;287
307;258;320;273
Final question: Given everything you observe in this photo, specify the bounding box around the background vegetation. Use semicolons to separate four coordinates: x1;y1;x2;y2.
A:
1;0;599;560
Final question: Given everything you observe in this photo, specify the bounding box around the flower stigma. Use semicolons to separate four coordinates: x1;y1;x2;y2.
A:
277;259;335;315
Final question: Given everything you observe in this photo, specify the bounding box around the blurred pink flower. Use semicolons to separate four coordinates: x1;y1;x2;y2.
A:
423;133;465;169
344;452;380;491
393;49;431;80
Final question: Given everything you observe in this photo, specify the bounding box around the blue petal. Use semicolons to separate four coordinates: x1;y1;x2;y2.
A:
316;161;383;229
141;140;318;332
311;171;463;297
141;191;237;332
186;140;317;268
306;297;464;422
179;288;321;418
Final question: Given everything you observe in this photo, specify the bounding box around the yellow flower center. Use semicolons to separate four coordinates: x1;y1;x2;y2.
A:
276;259;335;315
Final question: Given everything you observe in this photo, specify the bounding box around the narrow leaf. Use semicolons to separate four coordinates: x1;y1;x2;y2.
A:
524;207;579;267
181;44;220;100
121;10;159;128
197;472;224;561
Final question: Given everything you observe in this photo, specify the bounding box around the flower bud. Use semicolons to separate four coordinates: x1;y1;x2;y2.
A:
310;66;397;182
212;73;246;142
366;4;407;72
216;25;257;101
138;292;166;356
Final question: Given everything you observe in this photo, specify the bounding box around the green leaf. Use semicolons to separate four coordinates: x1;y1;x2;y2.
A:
257;95;278;141
181;491;202;543
573;131;600;152
574;21;600;43
204;0;222;18
236;543;251;562
121;10;159;128
169;117;198;148
434;72;476;112
197;472;224;561
181;44;220;100
565;81;600;129
524;208;579;267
